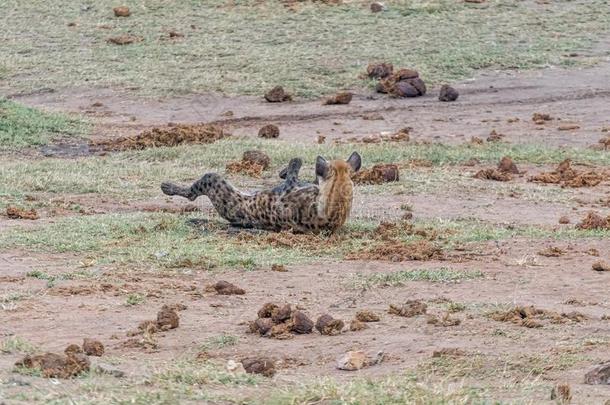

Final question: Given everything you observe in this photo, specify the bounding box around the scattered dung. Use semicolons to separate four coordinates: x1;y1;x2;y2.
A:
291;311;314;334
388;300;427;317
470;136;484;145
317;135;326;144
271;304;293;323
315;314;344;335
584;362;610;385
558;216;571;224
15;351;90;379
113;6;130;17
432;348;465;358
490;305;586;328
323;92;353;105
168;30;184;39
242;150;271;170
107;35;142;45
241;357;276;377
550;383;572;402
537;247;565;257
264;86;292;102
532;113;553;125
487;130;505;142
374;68;426;98
599;136;610;150
257;303;280;319
370;2;384;12
366;62;393;79
497;156;519;174
157;305;180;330
258;124;280;139
438;84;459;102
592;261;610;272
355;310;380;322
350;320;369;331
6;206;39;220
250;318;274;335
348;240;441;262
226;159;264;178
92;123;227;151
352;163;399;184
82;339;104;356
576;212;610;230
271;264;288;272
529;159;606;188
336;350;368;371
213;280;246;295
473;168;512;182
64;344;82;355
427;313;461;327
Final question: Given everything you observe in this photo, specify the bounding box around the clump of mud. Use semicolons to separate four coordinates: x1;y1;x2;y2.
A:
258;124;280;139
92;123;227;151
82;338;104;356
474;156;519;181
352;163;399;184
315;314;345;335
373;68;426;98
347;240;442;262
323;92;353;105
355;309;380;322
427;312;461;327
212;280;246;295
576;211;610;230
157;305;180;330
438;85;459;102
113;6;130;17
366;62;393;79
6;206;39;220
249;303;314;339
107;35;142;45
264;86;292;102
15;349;90;379
529;159;606;188
592;261;610;272
532;113;553;125
388;300;427;317
490;305;587;328
241;356;276;377
537;246;565;257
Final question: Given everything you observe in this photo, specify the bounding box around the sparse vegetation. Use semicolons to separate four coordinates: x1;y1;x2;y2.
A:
0;336;38;354
350;267;484;289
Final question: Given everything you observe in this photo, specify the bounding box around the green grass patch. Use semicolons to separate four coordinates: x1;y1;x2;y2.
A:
0;99;88;148
1;138;608;208
0;336;38;354
200;334;239;351
350;267;484;289
155;360;260;387
1;0;609;97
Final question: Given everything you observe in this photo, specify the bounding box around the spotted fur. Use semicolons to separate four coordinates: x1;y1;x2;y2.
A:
160;152;361;233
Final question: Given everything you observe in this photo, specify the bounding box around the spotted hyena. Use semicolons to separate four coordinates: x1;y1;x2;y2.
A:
160;152;362;233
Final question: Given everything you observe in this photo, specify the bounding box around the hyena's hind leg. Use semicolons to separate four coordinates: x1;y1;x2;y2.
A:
161;173;223;201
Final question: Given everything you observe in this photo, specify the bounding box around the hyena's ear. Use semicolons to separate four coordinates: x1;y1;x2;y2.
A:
315;156;330;179
346;151;362;173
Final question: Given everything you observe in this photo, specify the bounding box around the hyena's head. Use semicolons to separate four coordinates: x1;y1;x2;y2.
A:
316;152;361;226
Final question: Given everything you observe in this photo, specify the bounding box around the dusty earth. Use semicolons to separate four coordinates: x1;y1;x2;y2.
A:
2;59;610;403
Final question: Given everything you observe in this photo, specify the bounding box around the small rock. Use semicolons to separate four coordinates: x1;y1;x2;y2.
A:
336;351;367;371
241;356;276;377
213;280;246;295
82;339;104;356
438;84;459;102
584;362;610;384
157;305;179;330
264;86;292;102
113;6;130;17
558;215;571;224
315;314;344;335
323;92;352;105
290;311;313;334
258;124;280;139
592;261;610;272
226;360;246;374
95;362;125;378
370;2;384;12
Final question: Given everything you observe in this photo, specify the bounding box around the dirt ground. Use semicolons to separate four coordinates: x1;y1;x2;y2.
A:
2;60;610;403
